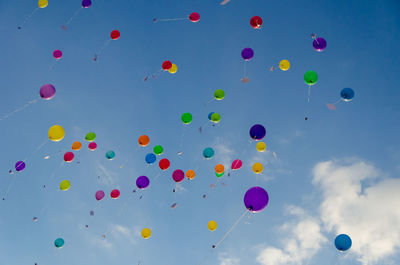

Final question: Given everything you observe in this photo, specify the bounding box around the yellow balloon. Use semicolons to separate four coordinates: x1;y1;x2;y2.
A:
168;64;178;74
48;125;65;142
207;220;217;231
252;162;263;174
141;228;151;239
60;180;71;191
279;59;290;71
256;142;266;152
38;0;48;8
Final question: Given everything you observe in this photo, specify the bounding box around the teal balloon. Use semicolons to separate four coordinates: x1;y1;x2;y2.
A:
203;147;214;159
106;150;115;160
54;238;65;248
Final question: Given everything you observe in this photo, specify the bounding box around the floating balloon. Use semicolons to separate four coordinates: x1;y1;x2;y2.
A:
231;159;242;170
95;190;105;201
88;142;97;151
154;12;200;23
64;152;74;162
214;89;225;100
208;220;218;231
241;48;254;61
48;125;65;142
216;171;224;178
60;180;71;191
208;112;215;120
141;228;151;239
252;162;263;174
172;169;185;183
136;176;150;189
72;141;82;150
110;30;120;40
189;12;200;22
53;50;62;60
215;164;224;174
40;84;56;100
85;132;96;142
38;0;48;8
312;37;327;52
162;60;172;71
15;161;25;172
159;158;170;170
54;238;64;248
153;145;163;155
250;16;263;29
110;189;120;199
304;71;318;86
279;60;290;71
203;147;215;159
244;186;269;212
168;64;178;74
249;124;266;141
181;112;192;124
341;87;355;101
256;142;266;152
82;0;92;8
335;234;352;251
210;113;221;123
105;151;115;160
138;135;150;146
145;153;156;164
186;169;195;180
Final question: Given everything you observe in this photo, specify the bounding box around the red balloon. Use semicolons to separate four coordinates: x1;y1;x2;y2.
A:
110;30;120;40
189;12;200;22
162;60;172;70
159;158;170;170
64;152;74;162
250;16;263;29
110;189;120;199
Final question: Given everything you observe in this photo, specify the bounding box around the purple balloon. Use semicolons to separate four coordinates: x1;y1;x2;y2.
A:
312;37;327;52
15;161;25;172
249;124;266;141
82;0;92;8
241;48;254;61
244;186;269;212
39;84;56;100
172;169;185;183
136;176;150;189
95;190;105;201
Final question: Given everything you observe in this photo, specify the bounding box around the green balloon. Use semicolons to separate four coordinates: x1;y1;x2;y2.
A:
153;145;164;155
216;171;224;178
85;132;96;142
181;112;192;124
304;71;318;85
211;113;221;123
214;89;225;100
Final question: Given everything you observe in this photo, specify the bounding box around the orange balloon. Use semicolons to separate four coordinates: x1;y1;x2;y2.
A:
186;169;196;180
215;164;224;174
138;135;150;146
71;141;82;151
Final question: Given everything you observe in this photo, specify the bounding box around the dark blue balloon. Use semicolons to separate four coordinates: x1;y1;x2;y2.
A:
249;124;266;141
241;48;254;61
340;88;355;102
208;112;215;120
335;234;352;251
145;153;156;164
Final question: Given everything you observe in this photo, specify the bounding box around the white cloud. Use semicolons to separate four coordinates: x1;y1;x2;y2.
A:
219;252;240;265
213;139;235;167
95;162;117;185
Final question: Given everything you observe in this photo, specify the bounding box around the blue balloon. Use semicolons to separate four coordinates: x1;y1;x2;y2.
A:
335;234;352;251
249;124;266;141
145;153;156;164
203;147;214;159
208;112;215;120
340;88;355;102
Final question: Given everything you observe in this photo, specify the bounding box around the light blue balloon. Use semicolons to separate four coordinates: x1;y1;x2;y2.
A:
145;153;156;164
54;238;65;248
335;234;352;251
106;150;115;160
203;147;214;159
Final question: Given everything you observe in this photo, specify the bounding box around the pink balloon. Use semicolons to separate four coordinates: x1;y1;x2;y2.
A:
231;159;242;170
95;190;105;201
53;49;62;59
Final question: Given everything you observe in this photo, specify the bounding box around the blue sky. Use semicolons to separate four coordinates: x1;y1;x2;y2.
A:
0;0;400;264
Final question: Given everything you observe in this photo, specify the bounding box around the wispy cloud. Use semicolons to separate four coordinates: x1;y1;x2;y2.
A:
219;252;240;265
95;161;117;186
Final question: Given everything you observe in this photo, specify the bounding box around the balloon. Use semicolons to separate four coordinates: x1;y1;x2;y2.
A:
105;151;115;160
252;162;263;174
208;112;215;120
153;145;164;155
231;159;242;170
340;88;355;102
181;112;192;124
72;141;82;151
82;0;92;8
313;37;327;52
110;30;120;40
159;158;170;170
207;220;217;231
256;142;266;152
250;16;263;29
54;238;64;248
186;169;195;180
203;147;215;159
172;169;185;183
211;112;221;123
40;84;56;100
168;64;178;74
304;71;318;86
64;152;74;162
215;164;224;174
216;171;224;178
141;228;151;239
60;180;71;191
110;189;120;199
95;190;105;201
53;50;62;59
241;48;254;61
15;161;25;172
48;125;65;142
145;153;156;164
214;89;225;100
136;176;150;189
279;60;290;71
249;124;266;141
88;142;97;151
335;234;352;251
38;0;48;8
138;135;150;146
189;12;200;22
162;60;172;70
85;132;96;142
244;186;269;212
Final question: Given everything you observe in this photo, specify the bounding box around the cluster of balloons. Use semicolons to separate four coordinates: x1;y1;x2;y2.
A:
95;189;120;200
162;60;178;74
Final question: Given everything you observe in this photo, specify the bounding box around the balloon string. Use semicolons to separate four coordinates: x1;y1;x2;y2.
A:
307;85;311;103
48;60;59;71
178;125;188;154
332;99;341;105
0;98;39;121
243;61;247;78
154;17;187;22
94;39;112;61
2;174;17;201
22;139;49;163
18;7;39;29
63;7;82;29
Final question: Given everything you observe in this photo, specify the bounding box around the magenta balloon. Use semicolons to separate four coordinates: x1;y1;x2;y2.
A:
244;186;269;212
172;169;185;183
53;49;62;59
95;190;105;201
39;84;56;100
231;159;242;170
136;176;150;189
